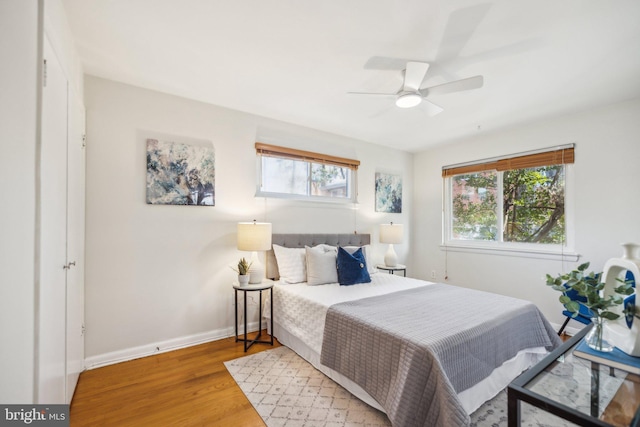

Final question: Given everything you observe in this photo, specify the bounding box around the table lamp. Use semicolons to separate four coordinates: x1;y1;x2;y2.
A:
380;222;403;267
237;220;272;284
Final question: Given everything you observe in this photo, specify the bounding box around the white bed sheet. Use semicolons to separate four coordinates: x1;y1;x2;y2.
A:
264;273;547;415
269;273;427;355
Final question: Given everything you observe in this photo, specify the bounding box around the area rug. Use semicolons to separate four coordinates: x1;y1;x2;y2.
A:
224;346;621;427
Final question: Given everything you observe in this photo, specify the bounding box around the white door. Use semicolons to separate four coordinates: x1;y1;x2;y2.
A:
66;92;85;403
38;37;68;404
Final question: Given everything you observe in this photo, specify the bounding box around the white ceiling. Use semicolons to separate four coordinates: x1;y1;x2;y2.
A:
61;0;640;152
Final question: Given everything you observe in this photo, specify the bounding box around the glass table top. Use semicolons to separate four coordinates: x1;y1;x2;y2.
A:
524;340;640;426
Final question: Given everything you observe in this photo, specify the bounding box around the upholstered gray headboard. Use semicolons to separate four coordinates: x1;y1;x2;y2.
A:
266;233;371;280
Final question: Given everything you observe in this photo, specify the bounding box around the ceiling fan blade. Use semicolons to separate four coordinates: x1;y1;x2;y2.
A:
403;62;430;92
369;103;396;119
364;56;416;71
420;75;483;97
422;99;444;116
435;4;492;64
347;91;397;97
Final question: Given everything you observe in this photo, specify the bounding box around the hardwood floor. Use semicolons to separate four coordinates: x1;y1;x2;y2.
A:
70;332;280;426
71;331;571;426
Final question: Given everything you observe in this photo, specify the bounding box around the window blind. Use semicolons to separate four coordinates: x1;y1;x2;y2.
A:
255;142;360;170
441;146;574;177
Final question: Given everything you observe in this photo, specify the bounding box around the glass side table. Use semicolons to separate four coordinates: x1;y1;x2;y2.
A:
233;281;274;352
508;324;640;427
376;264;407;277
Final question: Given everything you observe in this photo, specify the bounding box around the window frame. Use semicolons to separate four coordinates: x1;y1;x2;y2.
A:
255;142;359;204
441;146;578;261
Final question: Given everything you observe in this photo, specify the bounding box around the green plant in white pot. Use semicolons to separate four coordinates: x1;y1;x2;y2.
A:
232;257;252;286
546;262;634;351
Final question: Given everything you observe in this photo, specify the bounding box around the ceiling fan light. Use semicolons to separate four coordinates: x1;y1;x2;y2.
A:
395;93;422;108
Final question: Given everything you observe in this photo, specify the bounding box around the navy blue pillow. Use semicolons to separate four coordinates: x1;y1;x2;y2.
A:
337;247;371;286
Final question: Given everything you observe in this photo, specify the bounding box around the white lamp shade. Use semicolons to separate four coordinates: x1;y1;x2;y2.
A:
380;223;403;244
237;222;272;251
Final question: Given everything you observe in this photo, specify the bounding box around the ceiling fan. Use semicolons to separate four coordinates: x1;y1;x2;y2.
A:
348;61;483;115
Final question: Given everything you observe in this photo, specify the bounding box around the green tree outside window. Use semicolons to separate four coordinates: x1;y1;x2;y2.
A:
451;165;565;244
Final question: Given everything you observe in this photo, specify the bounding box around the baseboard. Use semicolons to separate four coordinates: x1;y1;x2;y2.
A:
84;320;264;370
562;324;583;337
550;321;583;337
87;320;581;370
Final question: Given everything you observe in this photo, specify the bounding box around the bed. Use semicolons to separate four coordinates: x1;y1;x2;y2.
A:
263;233;561;427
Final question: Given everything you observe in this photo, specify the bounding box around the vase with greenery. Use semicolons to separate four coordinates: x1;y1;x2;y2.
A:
232;257;252;286
546;262;634;351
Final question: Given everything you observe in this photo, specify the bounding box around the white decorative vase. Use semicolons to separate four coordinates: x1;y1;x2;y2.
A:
622;242;640;260
602;242;640;356
237;274;250;287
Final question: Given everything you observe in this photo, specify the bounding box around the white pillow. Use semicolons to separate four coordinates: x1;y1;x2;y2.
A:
305;245;338;286
272;244;306;283
317;244;337;253
342;244;377;275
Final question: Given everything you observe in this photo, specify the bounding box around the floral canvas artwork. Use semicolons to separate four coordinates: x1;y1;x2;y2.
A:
146;139;215;206
375;172;402;213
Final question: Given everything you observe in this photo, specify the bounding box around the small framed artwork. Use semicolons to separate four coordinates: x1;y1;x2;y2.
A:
375;172;402;213
146;138;215;206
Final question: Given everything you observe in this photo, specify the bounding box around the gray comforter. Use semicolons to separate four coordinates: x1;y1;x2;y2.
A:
320;283;561;427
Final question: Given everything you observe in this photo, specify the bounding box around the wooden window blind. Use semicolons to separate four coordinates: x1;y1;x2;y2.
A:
442;146;574;177
255;142;360;170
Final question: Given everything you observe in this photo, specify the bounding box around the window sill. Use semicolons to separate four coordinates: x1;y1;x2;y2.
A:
256;191;358;206
439;243;580;262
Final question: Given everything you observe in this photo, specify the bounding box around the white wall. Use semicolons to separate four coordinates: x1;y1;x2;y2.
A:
413;98;640;331
84;76;413;364
0;0;40;403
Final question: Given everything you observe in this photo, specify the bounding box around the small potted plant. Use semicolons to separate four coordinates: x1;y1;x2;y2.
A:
547;262;634;351
232;257;252;286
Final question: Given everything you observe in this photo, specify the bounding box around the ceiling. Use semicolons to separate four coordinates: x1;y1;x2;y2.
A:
61;0;640;152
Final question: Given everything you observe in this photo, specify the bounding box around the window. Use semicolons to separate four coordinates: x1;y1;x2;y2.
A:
255;143;359;202
451;171;498;241
443;146;574;253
